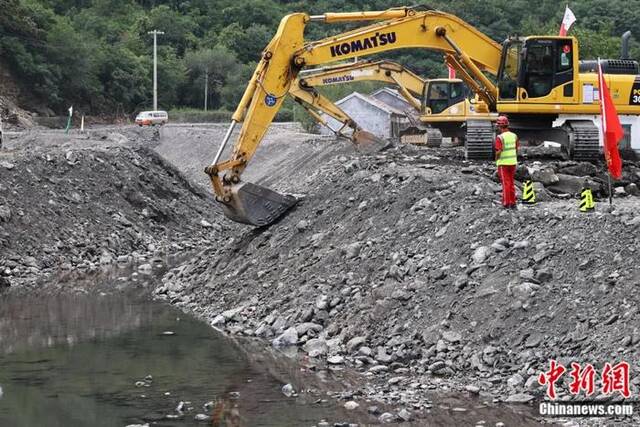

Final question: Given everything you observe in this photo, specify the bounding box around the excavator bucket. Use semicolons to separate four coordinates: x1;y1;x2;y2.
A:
220;182;298;227
352;130;390;153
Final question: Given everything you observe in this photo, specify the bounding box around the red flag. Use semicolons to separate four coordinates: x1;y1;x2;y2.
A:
597;59;623;179
559;5;576;36
447;65;456;79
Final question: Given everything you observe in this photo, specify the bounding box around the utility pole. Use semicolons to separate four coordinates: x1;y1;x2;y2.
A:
147;30;164;110
204;67;208;112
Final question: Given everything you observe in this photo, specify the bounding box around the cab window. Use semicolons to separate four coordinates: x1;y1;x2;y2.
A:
520;38;574;99
427;83;450;114
558;41;572;72
498;40;521;100
554;39;574;90
450;82;463;99
523;41;554;98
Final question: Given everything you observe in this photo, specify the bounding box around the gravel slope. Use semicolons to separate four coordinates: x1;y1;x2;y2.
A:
0;127;231;289
156;141;640;426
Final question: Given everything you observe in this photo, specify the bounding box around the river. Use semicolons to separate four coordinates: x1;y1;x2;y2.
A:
0;265;544;427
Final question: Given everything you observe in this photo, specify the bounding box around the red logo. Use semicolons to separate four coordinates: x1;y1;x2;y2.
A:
602;362;631;398
538;360;631;399
569;362;596;396
538;359;566;399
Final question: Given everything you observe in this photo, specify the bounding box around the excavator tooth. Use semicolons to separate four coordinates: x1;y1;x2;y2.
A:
220;182;297;227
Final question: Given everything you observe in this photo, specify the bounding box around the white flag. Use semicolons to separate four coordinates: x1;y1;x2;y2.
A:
559;5;576;36
68;106;73;117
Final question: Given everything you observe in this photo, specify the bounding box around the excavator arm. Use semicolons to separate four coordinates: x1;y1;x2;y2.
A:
289;87;359;136
296;59;493;128
288;60;431;147
206;7;503;226
289;82;381;143
297;9;501;103
291;60;477;149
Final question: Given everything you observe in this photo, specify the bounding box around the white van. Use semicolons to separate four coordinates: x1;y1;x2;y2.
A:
135;110;168;126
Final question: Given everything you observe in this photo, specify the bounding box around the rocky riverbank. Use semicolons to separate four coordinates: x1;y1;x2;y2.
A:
155;140;640;426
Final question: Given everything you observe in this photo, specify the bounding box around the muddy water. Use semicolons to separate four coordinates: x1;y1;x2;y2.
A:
0;291;364;427
0;261;545;427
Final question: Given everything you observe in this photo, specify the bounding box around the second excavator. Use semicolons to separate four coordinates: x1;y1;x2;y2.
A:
290;59;494;147
206;6;640;226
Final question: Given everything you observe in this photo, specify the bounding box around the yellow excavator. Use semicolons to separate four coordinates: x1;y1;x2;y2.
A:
290;59;494;146
206;6;640;226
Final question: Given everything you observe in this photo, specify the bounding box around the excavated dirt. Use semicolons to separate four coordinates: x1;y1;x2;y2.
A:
3;122;640;425
0;126;232;289
154;132;640;426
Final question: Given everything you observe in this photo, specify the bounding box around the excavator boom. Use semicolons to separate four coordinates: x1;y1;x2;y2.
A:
292;60;457;147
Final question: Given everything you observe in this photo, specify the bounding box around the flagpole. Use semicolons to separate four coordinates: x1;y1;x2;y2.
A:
598;57;614;206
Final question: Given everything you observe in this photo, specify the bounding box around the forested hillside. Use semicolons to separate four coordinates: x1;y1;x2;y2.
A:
1;0;639;116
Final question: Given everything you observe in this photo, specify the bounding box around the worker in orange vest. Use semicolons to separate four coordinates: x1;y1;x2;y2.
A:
495;115;519;209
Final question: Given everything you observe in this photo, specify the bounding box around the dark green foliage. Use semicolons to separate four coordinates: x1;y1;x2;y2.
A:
0;0;638;115
168;107;233;123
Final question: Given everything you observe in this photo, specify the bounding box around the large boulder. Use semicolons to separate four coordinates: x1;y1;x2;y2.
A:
510;282;540;302
558;162;597;177
272;327;298;347
546;174;587;194
472;246;492;264
0;205;11;222
625;183;640;196
521;145;567;160
515;164;530;181
302;338;328;357
529;167;559;186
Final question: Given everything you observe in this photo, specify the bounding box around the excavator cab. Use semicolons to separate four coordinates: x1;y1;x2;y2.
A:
422;79;467;114
498;37;576;102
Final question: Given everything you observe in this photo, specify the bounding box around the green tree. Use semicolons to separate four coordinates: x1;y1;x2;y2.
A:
184;46;240;109
220;0;281;28
143;5;197;56
2;0;640;117
219;61;255;110
94;44;151;111
157;47;187;108
217;23;273;63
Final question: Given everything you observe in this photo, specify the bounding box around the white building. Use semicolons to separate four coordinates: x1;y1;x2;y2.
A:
370;87;416;113
318;91;409;139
